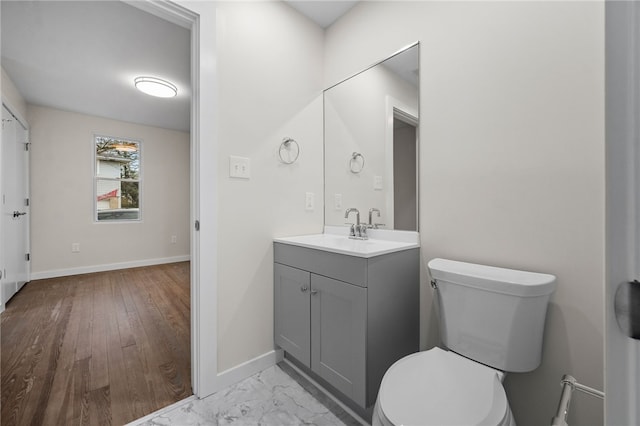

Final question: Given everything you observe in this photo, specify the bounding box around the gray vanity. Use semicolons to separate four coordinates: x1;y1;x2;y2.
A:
274;41;421;416
273;231;419;412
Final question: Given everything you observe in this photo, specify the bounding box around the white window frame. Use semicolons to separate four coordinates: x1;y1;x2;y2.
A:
93;134;143;223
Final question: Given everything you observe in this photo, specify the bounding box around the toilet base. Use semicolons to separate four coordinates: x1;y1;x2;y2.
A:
371;398;388;426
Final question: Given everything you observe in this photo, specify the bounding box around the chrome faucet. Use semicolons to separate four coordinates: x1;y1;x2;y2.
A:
368;208;385;229
368;208;380;228
345;208;368;240
344;207;360;225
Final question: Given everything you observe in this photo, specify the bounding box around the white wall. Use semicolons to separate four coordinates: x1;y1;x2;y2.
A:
325;2;604;425
1;66;27;120
215;1;324;372
28;105;190;277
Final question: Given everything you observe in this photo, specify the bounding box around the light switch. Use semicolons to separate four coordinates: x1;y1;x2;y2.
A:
229;156;251;179
334;193;343;210
374;175;383;190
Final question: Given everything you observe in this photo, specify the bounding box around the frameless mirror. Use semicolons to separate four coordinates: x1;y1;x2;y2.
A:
324;43;419;231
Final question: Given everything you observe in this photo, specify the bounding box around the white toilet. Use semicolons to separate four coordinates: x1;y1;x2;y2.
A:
373;258;556;426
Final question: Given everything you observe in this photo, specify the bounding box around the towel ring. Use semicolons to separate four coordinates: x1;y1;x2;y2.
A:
349;152;365;173
278;137;300;164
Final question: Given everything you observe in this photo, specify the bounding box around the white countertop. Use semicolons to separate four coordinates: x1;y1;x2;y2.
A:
274;227;419;258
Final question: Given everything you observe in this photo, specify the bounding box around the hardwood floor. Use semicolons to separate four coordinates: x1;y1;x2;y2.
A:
1;262;191;426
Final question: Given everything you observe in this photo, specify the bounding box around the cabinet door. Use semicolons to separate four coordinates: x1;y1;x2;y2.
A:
274;263;311;367
311;274;366;407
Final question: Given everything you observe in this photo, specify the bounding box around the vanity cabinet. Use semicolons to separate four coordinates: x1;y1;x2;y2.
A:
274;242;419;409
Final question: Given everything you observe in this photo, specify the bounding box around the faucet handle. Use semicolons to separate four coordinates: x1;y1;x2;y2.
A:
373;223;385;229
345;223;356;237
357;224;368;239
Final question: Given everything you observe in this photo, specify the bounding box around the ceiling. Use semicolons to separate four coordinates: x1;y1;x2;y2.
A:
1;1;191;132
285;1;357;28
1;1;356;133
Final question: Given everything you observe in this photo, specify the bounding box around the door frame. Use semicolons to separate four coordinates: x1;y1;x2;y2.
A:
123;0;219;398
0;97;30;313
385;95;418;231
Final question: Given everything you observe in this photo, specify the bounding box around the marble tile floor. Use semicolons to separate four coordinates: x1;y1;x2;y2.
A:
132;362;363;426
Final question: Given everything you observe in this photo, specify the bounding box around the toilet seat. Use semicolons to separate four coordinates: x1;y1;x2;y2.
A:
377;347;511;426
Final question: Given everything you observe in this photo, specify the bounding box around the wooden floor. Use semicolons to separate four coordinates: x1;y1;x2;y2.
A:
1;262;191;426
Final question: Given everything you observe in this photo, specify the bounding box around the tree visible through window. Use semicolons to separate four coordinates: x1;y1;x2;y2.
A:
94;135;141;221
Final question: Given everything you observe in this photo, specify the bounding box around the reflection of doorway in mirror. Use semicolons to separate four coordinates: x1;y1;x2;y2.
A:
393;115;417;231
385;96;419;231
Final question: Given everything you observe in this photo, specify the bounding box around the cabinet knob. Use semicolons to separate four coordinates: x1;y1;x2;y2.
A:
310;289;318;295
300;286;308;292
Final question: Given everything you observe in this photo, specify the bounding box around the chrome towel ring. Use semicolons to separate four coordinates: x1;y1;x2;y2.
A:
350;152;365;173
278;137;300;164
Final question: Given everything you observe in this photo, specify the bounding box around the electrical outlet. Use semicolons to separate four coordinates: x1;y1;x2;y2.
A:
170;235;177;244
229;155;251;179
305;192;315;211
71;243;80;253
334;193;343;210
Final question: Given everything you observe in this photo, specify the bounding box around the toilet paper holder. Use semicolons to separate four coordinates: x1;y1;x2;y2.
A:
614;279;640;339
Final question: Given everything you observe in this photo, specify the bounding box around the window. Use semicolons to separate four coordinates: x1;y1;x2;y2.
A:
94;135;141;221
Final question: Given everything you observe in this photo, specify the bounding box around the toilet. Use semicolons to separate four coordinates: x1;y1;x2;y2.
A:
373;258;556;426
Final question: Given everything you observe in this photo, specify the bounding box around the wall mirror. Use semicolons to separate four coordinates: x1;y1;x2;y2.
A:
324;43;419;231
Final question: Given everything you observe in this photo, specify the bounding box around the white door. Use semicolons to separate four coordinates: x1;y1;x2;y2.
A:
606;1;640;423
1;104;30;307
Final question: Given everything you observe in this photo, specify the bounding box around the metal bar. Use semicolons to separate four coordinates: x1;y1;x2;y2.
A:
551;377;574;426
550;375;604;426
573;381;605;399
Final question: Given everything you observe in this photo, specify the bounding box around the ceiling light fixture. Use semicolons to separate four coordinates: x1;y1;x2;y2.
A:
134;76;177;98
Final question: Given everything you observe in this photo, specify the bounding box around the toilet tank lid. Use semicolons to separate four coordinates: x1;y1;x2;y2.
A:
428;258;556;297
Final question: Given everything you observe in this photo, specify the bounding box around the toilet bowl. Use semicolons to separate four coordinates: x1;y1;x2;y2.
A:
372;258;555;426
372;347;515;426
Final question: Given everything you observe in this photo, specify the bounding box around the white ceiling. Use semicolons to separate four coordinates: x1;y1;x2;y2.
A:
1;1;191;132
1;1;356;133
285;1;358;28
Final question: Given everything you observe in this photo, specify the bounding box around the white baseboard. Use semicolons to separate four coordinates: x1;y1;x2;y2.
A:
215;349;283;392
30;255;191;280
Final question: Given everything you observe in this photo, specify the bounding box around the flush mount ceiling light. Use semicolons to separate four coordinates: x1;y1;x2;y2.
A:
134;76;177;98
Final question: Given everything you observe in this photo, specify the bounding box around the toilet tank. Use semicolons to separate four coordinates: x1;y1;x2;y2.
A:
428;258;556;372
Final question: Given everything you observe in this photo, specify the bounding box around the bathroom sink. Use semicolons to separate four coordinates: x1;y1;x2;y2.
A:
274;228;419;258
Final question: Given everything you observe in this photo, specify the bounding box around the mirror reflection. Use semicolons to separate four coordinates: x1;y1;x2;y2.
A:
324;44;419;231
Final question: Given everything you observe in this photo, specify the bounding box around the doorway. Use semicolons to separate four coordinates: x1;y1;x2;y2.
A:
392;111;418;231
0;0;200;422
385;95;419;232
